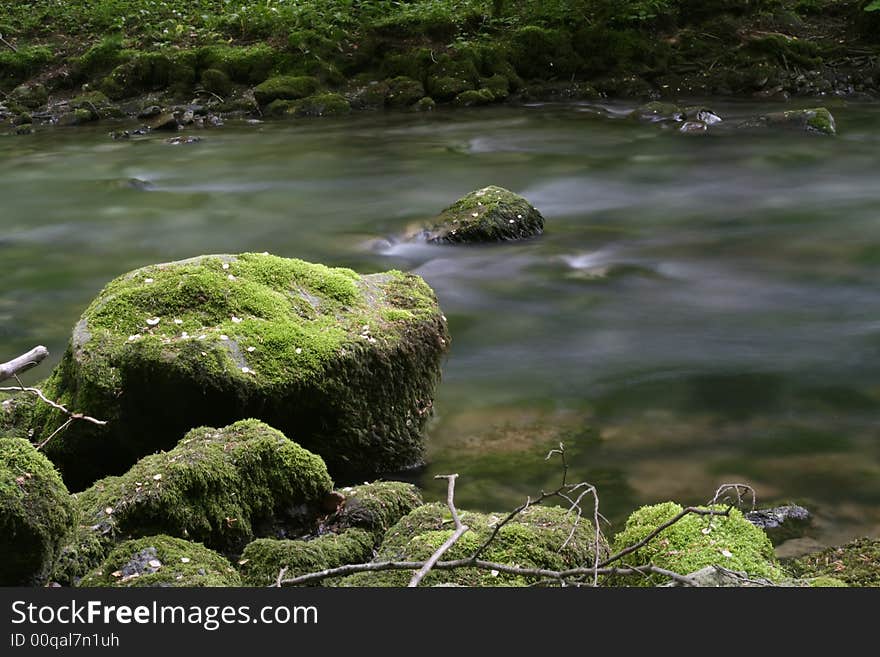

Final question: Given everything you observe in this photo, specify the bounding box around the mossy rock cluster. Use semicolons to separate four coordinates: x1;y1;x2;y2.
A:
336;503;607;587
0;436;75;585
788;537;880;587
23;253;448;489
51;419;331;585
419;186;545;244
609;502;784;586
79;535;240;587
238;481;423;585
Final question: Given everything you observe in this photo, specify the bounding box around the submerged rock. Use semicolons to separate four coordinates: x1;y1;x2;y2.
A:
418;186;544;244
609;502;784;586
746;504;811;544
739;107;837;135
29;253;448;488
146;112;179;131
51;419;331;584
0;436;75;585
629;101;684;123
79;535;240;587
337;503;607;587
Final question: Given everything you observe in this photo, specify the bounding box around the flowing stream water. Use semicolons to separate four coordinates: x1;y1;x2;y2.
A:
3;99;879;555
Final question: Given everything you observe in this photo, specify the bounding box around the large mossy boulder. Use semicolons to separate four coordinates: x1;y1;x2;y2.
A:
238;480;423;585
0;436;76;585
609;502;783;586
337;503;607;587
419;186;544;244
788;538;880;587
79;535;240;587
52;419;331;584
29;253;448;489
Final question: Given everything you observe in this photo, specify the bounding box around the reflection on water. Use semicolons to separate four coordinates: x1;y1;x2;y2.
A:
2;100;880;552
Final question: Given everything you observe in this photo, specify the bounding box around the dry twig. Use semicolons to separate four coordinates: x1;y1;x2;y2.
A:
408;474;469;587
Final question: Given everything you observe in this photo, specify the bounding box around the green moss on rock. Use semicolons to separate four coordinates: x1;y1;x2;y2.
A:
420;186;544;244
508;26;580;80
788;538;880;587
56;419;330;582
10;83;48;110
239;529;373;586
0;436;75;585
200;68;233;97
70;91;122;120
291;93;351;118
332;481;424;540
741;107;837;135
386;76;425;107
239;480;421;585
338;503;606;587
200;45;284;85
426;76;473;101
30;253;448;488
454;89;496;107
253;76;319;106
79;535;240;587
610;502;783;586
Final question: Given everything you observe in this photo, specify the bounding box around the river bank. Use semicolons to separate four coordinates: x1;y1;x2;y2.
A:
1;1;879;131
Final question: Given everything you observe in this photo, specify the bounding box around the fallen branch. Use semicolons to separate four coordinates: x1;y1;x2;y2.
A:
279;558;702;587
0;386;107;428
0;33;18;54
0;346;48;383
1;347;107;450
409;474;469;587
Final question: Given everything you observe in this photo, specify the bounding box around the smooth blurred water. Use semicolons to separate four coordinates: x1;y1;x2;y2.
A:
2;100;879;553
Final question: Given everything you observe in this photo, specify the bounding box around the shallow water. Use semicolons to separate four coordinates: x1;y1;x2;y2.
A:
2;100;879;553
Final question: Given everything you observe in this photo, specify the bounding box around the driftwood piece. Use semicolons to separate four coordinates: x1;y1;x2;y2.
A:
0;346;49;383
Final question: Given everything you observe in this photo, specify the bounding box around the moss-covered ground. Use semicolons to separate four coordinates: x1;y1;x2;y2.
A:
1;1;878;124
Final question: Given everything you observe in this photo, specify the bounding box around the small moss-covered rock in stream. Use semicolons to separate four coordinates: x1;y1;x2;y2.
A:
70;91;123;121
419;186;544;244
253;76;319;106
200;69;233;97
788;538;880;587
739;107;837;135
629;101;684;123
0;436;75;585
79;535;240;587
426;76;473;101
386;77;425;108
412;97;435;112
239;529;374;586
291;93;351;118
610;502;784;586
454;89;495;107
337;503;607;587
54;419;331;583
9;83;48;110
29;253;448;488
